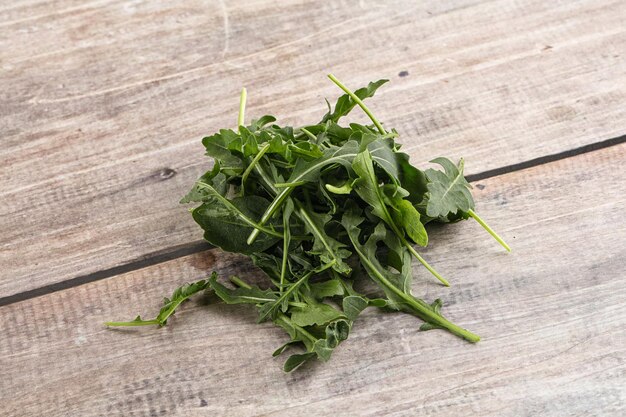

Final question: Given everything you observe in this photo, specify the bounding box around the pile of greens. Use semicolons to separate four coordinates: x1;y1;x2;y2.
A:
107;75;510;372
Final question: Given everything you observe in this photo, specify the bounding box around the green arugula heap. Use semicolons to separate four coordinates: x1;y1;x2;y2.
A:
107;75;510;372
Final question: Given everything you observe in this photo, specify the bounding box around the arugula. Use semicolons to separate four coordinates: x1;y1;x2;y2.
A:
105;276;211;327
108;75;512;371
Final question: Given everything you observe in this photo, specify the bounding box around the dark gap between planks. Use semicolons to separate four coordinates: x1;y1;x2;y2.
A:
1;133;624;307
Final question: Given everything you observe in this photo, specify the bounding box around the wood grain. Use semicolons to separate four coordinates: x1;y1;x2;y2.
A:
1;144;624;416
1;0;625;297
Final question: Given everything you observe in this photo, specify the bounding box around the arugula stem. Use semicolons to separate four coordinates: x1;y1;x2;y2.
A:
403;241;450;287
350;238;479;342
195;181;285;239
259;261;335;322
328;74;386;135
229;276;252;289
104;319;161;327
274;181;307;188
280;206;291;295
295;201;343;268
247;188;294;245
241;143;270;195
300;127;317;142
248;161;317;248
367;165;449;287
238;87;247;130
468;209;511;252
276;314;318;345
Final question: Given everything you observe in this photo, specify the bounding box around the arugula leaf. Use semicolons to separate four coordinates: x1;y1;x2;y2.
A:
248;115;277;131
425;157;475;218
209;274;277;305
341;208;479;342
283;352;316;372
342;296;369;321
352;150;445;284
290;300;345;327
202;129;243;174
297;206;352;275
274;314;351;371
105;277;211;327
367;137;401;184
188;189;281;254
322;79;388;123
309;279;345;299
388;195;428;246
257;262;335;322
397;152;429;205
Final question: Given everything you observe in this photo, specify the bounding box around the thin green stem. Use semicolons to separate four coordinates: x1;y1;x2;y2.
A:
259;261;335;322
229;276;252;289
277;314;317;345
468;209;511;252
404;242;450;287
238;87;247;130
280;202;291;295
369;166;449;287
104;319;160;327
195;181;284;239
327;74;386;135
300;127;317;141
247;187;294;245
274;181;307;188
349;238;478;342
241;143;269;195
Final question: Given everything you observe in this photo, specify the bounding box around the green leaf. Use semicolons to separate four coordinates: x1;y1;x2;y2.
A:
342;296;369;321
287;140;359;185
248;115;277;131
279;198;294;291
229;126;258;157
341;210;409;309
309;279;345;299
289;142;324;160
397;152;429;205
290;301;345;327
184;181;281;253
425;157;475;218
367;137;400;184
209;274;277;305
351;150;402;236
201;129;243;173
272;341;298;356
297;207;352;275
389;198;428;246
322;79;388;123
283;353;316;372
258;262;334;322
312;319;351;361
341;208;479;342
105;277;211;327
274;314;317;352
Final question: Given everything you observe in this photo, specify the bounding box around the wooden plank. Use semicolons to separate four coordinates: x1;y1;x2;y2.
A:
1;0;625;297
1;144;624;416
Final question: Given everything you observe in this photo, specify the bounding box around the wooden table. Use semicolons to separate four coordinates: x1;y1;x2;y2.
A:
1;1;625;415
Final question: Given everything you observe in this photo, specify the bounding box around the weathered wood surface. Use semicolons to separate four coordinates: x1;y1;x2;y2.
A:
2;145;624;416
2;0;626;297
